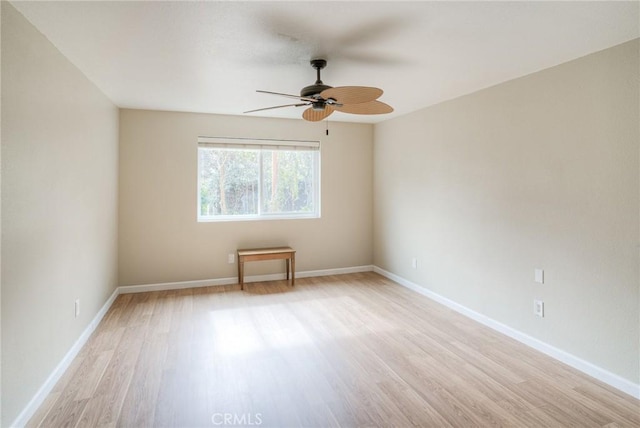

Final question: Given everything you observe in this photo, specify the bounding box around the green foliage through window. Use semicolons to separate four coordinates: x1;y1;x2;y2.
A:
198;138;320;220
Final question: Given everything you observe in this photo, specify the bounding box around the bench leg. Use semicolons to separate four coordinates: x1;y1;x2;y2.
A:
291;254;295;286
238;260;244;290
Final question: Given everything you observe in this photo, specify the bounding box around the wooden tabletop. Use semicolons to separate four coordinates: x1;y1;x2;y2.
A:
237;247;295;256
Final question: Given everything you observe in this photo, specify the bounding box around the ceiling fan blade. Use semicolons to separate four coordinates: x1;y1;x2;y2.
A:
302;106;334;122
256;90;317;103
334;100;394;115
244;103;308;114
320;86;383;105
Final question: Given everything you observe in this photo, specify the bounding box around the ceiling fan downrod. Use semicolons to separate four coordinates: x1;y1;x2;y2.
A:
312;59;326;84
301;59;332;98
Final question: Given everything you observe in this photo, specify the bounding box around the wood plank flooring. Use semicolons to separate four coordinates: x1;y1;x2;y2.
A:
27;272;639;427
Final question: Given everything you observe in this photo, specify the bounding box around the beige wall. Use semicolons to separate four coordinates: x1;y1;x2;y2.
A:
1;3;119;425
374;39;639;384
119;109;373;286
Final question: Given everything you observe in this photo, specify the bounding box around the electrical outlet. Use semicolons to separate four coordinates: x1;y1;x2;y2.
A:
533;299;544;317
75;299;80;318
411;257;417;269
228;253;235;264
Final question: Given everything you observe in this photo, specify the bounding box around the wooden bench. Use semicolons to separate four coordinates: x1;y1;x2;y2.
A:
237;247;296;290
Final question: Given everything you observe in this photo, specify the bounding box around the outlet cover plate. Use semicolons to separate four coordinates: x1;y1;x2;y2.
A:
534;299;544;317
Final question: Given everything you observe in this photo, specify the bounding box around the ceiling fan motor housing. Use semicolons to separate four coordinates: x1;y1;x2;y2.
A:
301;83;332;98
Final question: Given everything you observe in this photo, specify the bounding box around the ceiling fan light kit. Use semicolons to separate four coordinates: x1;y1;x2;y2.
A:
245;59;393;122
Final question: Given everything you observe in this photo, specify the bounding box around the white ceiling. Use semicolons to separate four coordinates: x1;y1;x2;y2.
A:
11;1;639;124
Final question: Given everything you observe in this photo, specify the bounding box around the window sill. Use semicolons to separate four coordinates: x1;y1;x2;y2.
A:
198;213;320;223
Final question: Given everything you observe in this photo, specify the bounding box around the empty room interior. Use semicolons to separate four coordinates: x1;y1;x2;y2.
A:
2;1;640;427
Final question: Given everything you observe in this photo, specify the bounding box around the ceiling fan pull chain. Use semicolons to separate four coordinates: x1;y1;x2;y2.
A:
326;119;329;136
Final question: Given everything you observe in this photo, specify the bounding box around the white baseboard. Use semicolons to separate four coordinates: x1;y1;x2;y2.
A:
373;266;640;400
118;265;374;294
298;264;374;278
11;287;120;428
118;277;235;293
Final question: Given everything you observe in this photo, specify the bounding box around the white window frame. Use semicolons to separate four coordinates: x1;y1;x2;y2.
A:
197;136;321;222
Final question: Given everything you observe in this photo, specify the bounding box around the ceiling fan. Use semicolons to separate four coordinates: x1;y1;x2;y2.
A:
244;59;393;122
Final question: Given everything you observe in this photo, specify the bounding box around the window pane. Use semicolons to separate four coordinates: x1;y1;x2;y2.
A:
198;141;319;221
261;150;315;214
199;148;259;216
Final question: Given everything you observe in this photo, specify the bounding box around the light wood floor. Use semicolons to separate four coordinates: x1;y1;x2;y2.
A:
28;272;639;427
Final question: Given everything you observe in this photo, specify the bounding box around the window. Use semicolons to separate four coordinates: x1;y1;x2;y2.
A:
198;137;320;221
